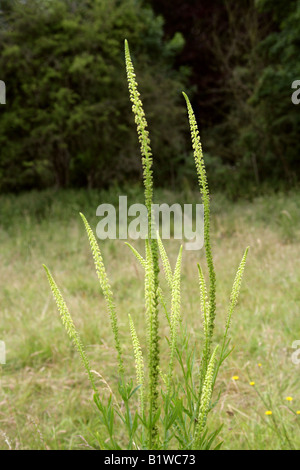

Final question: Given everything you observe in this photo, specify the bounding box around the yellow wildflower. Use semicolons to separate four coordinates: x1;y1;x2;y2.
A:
232;376;239;381
265;411;272;416
249;381;255;386
285;396;293;402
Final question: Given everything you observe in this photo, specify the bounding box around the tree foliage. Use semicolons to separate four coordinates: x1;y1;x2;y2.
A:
148;0;299;195
249;0;300;186
0;0;299;194
0;0;188;191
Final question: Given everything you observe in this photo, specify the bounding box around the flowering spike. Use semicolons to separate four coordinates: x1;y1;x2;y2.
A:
43;265;97;394
157;232;173;289
195;346;219;445
224;247;249;339
128;314;145;415
167;245;183;395
183;92;216;358
80;213;124;376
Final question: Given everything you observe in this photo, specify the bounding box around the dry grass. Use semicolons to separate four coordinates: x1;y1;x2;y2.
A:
0;188;299;449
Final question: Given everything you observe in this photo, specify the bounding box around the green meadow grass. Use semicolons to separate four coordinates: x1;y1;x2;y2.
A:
0;187;299;449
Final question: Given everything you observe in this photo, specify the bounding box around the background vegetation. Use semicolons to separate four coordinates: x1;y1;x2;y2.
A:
0;0;299;195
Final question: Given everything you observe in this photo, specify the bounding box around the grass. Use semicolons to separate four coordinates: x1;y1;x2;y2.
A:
0;187;299;449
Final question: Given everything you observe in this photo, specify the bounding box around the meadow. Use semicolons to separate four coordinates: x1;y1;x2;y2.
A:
0;186;299;450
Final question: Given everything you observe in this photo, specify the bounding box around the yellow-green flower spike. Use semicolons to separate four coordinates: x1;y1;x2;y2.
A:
167;245;183;395
183;92;216;360
43;265;97;394
128;314;145;416
80;213;124;376
195;346;219;446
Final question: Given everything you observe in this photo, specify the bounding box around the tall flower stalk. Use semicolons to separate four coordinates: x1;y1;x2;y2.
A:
183;93;216;378
125;39;160;448
43;39;249;451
